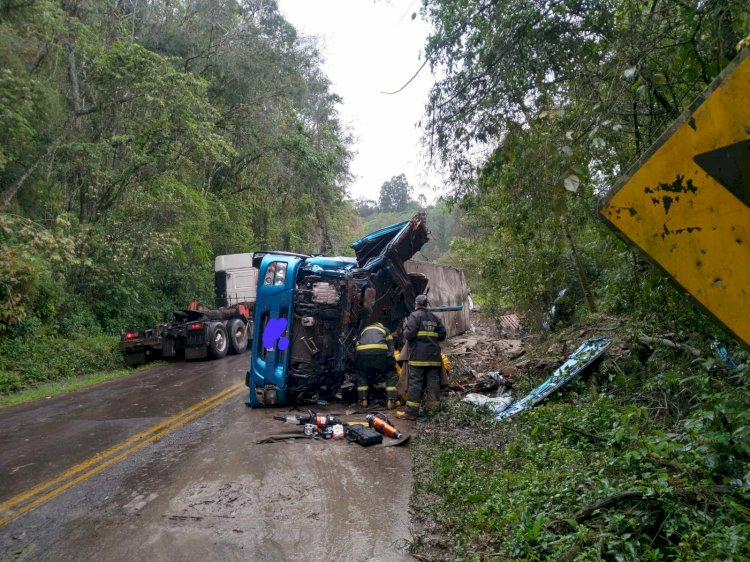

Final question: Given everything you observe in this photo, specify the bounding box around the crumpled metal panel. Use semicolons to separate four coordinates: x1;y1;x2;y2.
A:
351;212;430;269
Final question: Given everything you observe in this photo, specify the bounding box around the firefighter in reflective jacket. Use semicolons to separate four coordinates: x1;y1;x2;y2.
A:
397;294;447;420
355;322;398;409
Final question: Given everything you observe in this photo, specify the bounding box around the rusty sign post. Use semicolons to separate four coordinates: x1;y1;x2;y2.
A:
600;47;750;347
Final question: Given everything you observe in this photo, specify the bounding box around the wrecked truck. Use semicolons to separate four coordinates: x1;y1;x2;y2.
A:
246;213;430;407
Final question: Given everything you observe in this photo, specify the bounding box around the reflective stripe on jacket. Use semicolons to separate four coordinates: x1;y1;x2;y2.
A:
404;308;446;366
356;323;394;355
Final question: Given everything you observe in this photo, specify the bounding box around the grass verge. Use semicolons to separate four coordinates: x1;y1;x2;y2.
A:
0;363;162;409
409;330;750;561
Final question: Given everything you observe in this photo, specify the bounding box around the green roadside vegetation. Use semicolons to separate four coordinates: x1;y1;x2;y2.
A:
0;317;122;396
404;2;750;554
0;362;159;409
410;313;750;560
0;0;358;398
0;316;166;406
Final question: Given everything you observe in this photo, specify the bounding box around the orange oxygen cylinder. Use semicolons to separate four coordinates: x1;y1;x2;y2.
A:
366;414;402;439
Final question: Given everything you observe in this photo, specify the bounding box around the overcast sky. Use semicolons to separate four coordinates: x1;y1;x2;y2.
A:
277;0;443;203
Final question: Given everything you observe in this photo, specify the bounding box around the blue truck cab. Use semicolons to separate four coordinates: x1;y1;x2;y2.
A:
246;213;430;407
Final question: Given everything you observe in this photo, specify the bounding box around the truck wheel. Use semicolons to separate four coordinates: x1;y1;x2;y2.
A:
208;323;229;359
228;318;249;355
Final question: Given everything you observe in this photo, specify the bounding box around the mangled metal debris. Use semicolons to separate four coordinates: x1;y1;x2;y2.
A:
711;338;738;368
247;213;431;407
492;337;612;421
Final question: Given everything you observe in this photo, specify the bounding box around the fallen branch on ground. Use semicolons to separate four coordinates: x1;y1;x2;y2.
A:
561;424;606;443
567;485;746;526
638;335;702;357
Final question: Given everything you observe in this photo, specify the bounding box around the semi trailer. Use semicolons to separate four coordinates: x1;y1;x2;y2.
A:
119;253;257;366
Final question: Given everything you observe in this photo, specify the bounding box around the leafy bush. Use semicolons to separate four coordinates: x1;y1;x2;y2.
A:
412;340;750;561
0;324;120;395
0;214;79;331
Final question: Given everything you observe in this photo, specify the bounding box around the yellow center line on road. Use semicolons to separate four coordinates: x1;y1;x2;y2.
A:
0;383;245;526
0;383;242;514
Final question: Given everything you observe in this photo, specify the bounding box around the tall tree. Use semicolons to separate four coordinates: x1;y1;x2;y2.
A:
420;0;750;320
378;174;413;212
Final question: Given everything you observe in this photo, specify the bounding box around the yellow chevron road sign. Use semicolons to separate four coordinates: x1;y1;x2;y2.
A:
601;47;750;347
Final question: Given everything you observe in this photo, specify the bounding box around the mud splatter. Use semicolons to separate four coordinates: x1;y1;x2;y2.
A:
607;206;638;220
644;175;698;214
656;223;703;240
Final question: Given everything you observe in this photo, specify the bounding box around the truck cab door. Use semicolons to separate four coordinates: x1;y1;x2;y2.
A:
247;255;302;406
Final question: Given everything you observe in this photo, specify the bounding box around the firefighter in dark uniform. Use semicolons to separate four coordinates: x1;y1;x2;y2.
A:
398;294;447;420
355;322;399;409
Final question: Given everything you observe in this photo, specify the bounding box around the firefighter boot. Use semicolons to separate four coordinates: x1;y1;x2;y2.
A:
356;382;369;409
385;368;399;411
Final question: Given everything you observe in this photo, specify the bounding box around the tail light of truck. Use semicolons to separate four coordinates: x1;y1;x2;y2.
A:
123;331;139;341
188;323;204;330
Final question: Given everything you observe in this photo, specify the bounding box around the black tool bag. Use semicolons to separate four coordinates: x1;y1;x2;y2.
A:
346;424;383;447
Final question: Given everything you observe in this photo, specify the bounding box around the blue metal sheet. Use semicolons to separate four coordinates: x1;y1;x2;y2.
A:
495;337;612;421
350;220;409;251
304;256;357;270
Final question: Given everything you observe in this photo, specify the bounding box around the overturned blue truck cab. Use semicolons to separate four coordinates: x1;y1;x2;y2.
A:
246;213;430;407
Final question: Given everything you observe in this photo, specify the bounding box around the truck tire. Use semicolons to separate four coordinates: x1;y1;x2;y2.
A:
208;323;229;359
227;318;249;355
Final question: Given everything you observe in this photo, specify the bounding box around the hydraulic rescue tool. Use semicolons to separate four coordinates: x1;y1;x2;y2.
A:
367;413;402;439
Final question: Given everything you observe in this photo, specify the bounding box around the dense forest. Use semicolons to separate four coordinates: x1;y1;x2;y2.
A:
0;0;364;390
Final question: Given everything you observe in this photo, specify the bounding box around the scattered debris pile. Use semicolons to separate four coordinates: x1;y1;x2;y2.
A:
442;311;525;385
442;312;626;419
444;312;739;422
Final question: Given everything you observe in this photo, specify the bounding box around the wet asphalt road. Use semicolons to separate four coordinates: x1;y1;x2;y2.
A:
0;353;414;561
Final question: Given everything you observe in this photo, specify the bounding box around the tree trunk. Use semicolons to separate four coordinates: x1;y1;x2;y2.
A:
560;215;596;313
315;206;332;254
1;135;64;207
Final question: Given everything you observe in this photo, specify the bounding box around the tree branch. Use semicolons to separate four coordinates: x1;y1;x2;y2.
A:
568;485;745;526
2;134;66;207
637;335;702;357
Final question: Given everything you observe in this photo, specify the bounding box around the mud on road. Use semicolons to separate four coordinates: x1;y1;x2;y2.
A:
0;354;414;561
